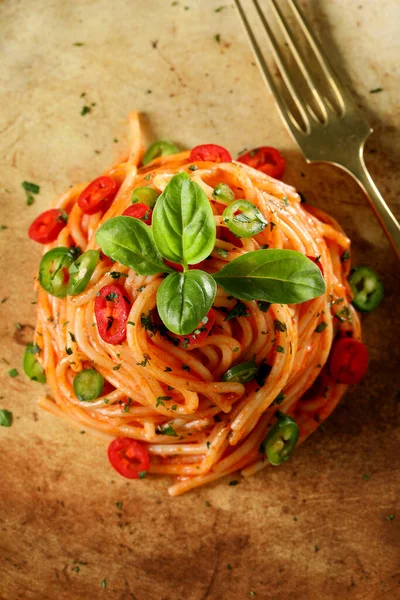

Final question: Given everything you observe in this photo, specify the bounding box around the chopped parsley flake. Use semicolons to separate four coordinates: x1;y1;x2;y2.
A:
315;322;327;333
156;424;178;437
276;346;285;353
229;480;239;486
370;87;383;93
274;319;287;333
81;105;91;116
139;471;147;479
225;301;250;321
8;368;18;377
257;301;271;313
215;34;221;43
100;579;106;589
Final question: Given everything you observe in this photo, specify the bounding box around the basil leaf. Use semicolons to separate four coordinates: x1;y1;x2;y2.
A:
96;216;168;276
156;270;216;335
152;172;216;266
213;249;326;304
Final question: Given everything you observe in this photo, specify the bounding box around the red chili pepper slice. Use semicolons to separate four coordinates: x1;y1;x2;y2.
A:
329;337;368;385
175;308;215;349
28;209;68;244
94;283;131;345
122;203;153;225
307;255;324;276
189;144;232;163
78;176;118;215
237;147;286;179
108;438;150;479
163;259;206;272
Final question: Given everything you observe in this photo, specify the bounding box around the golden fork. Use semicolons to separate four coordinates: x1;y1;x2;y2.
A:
234;0;400;258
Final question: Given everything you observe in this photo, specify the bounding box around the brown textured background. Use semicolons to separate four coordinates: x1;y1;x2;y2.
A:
0;1;399;599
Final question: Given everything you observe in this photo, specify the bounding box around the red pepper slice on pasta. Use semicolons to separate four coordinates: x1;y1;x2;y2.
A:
307;255;324;276
108;438;150;479
175;308;215;349
28;209;68;244
78;176;118;215
122;203;153;225
94;283;131;345
237;147;286;179
189;144;232;163
329;337;368;384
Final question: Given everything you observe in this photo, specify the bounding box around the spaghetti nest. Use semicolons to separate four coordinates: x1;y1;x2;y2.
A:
34;112;360;495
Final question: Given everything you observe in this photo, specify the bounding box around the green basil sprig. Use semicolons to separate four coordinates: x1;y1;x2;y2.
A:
213;249;325;304
96;216;168;275
156;270;216;335
152;172;216;267
96;173;326;336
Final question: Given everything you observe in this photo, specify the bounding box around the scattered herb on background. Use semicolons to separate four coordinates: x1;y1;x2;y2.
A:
215;34;221;43
81;105;91;116
8;368;18;377
0;409;12;427
315;322;327;333
370;87;383;93
22;181;40;205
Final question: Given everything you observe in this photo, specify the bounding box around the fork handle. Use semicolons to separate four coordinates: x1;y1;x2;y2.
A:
346;156;400;259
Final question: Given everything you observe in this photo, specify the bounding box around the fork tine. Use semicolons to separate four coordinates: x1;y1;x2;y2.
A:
269;0;328;122
233;0;308;140
288;0;348;113
250;0;311;132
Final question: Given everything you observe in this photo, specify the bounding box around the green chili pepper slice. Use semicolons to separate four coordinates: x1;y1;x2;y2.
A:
142;141;179;166
263;415;299;466
39;246;81;298
349;266;384;312
222;200;268;238
222;360;258;383
131;186;160;208
68;250;100;296
73;369;104;401
23;343;46;383
212;183;235;203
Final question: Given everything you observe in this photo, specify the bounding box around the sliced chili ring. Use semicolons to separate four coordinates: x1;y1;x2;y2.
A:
131;187;160;208
94;283;131;345
329;337;368;385
223;200;268;238
108;437;150;479
122;203;153;225
212;183;235;203
237;146;286;179
78;176;118;215
23;343;46;383
349;266;383;312
222;361;258;383
189;144;232;163
142;141;179;166
263;415;299;466
68;250;100;296
73;368;104;401
38;246;81;298
28;209;68;244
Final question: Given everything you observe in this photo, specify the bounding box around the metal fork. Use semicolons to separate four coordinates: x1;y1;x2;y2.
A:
234;0;400;258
